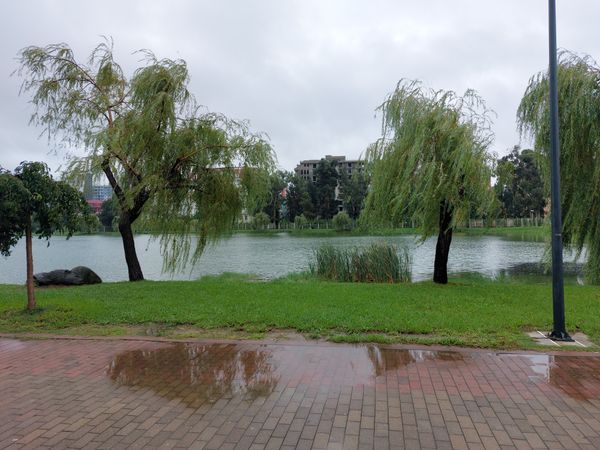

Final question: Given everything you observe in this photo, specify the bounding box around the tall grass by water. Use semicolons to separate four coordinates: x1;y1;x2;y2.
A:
310;242;411;283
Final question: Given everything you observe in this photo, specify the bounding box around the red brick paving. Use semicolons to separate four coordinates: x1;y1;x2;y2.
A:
1;338;600;449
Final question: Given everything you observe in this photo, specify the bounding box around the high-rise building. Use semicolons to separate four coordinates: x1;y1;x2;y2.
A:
92;185;112;201
83;173;113;213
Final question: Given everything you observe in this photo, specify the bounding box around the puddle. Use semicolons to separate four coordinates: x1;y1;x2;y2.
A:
503;353;600;401
108;343;279;406
0;340;28;352
107;343;468;406
366;347;465;376
106;342;600;406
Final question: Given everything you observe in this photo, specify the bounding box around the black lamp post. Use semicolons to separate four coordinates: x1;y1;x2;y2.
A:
547;0;572;341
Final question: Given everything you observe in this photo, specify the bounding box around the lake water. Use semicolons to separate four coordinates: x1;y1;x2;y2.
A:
0;233;582;284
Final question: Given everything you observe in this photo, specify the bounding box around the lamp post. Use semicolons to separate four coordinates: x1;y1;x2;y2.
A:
547;0;572;341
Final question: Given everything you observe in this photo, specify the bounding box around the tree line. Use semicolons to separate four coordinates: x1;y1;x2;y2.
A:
243;145;544;231
256;162;369;227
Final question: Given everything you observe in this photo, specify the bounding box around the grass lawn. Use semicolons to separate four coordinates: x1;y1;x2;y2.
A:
0;273;598;350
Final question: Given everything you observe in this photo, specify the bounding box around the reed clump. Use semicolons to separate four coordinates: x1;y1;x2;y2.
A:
310;242;411;283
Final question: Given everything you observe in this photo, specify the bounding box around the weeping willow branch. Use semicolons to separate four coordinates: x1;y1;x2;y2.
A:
17;39;275;279
518;51;600;283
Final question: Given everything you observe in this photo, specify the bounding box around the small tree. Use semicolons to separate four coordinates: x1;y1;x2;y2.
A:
79;212;100;233
332;211;353;231
294;213;308;229
363;80;494;284
252;212;270;230
0;162;87;310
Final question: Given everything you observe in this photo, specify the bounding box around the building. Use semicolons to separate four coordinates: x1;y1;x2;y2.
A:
83;173;113;213
83;173;112;201
91;185;112;201
86;199;103;214
294;155;364;184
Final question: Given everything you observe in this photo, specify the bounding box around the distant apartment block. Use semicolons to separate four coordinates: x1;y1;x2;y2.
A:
83;174;112;200
83;173;113;213
90;185;112;201
294;155;364;183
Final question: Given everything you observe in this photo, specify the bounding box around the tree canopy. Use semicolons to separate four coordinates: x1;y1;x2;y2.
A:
99;198;116;229
363;80;495;283
285;175;316;221
315;158;339;219
495;146;545;219
518;52;600;283
17;40;275;281
339;169;368;220
261;171;287;229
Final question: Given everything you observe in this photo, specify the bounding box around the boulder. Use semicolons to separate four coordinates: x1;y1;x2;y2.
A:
34;266;102;286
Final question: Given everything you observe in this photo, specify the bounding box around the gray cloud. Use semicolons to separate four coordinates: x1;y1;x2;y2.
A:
1;0;599;174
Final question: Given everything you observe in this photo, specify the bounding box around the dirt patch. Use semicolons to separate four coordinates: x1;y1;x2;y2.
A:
46;324;312;342
263;329;308;342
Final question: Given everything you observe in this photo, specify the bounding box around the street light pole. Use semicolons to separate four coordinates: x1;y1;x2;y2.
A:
547;0;572;341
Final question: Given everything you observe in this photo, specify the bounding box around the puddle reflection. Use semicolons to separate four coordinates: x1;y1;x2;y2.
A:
367;347;464;376
108;343;278;406
107;342;600;406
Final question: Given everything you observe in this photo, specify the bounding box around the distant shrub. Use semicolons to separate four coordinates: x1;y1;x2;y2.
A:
252;212;270;230
332;211;353;231
294;213;308;229
310;242;411;283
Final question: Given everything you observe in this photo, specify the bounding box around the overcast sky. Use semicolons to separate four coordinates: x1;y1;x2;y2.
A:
1;0;599;175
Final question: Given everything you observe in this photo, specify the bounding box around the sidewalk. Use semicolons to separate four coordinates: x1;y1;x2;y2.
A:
1;337;599;449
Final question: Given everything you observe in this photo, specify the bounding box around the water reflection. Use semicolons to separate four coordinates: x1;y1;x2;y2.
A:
107;342;600;406
367;346;464;376
517;354;600;401
107;343;278;406
495;262;585;284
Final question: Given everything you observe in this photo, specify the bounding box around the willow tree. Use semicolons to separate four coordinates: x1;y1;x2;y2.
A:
17;41;274;281
518;52;600;283
363;80;494;284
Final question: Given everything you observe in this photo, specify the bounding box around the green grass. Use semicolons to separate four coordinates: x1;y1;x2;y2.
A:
1;273;599;350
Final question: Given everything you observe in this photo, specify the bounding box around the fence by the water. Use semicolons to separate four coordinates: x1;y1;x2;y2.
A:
233;217;547;231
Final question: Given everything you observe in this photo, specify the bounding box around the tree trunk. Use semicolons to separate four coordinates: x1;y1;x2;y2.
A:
118;218;144;281
25;218;36;311
433;201;453;284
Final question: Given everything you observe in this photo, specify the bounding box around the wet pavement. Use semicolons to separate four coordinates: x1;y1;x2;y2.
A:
1;338;600;449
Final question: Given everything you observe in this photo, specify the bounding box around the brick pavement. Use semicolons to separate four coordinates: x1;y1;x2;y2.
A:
1;337;600;449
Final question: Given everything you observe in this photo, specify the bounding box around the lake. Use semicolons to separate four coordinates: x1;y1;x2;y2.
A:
0;232;583;284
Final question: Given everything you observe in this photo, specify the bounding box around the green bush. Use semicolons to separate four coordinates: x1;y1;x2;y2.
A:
252;212;270;230
294;213;308;229
332;211;353;231
310;242;411;283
